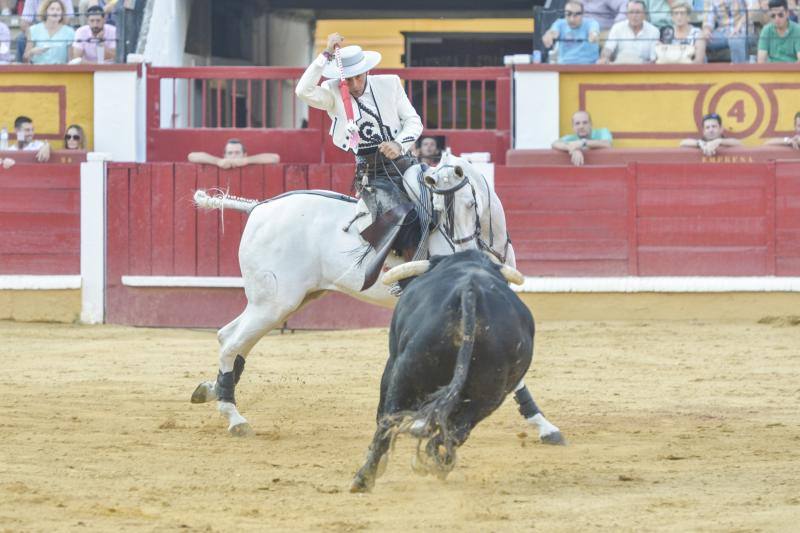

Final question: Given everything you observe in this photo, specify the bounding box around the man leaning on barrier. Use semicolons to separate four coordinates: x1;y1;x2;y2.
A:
551;110;613;166
763;111;800;149
679;112;742;156
188;139;279;169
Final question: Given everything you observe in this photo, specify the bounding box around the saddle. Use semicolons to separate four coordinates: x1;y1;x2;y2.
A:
354;166;433;291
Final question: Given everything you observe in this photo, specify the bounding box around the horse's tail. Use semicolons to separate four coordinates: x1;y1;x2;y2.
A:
194;189;258;214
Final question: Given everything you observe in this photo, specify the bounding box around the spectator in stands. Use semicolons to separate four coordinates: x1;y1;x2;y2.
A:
702;0;751;63
757;0;800;62
63;124;85;150
763;111;800;149
582;0;627;33
9;115;50;162
17;0;75;62
542;0;601;64
679;112;742;156
0;0;13;17
598;0;660;63
667;0;706;62
187;139;280;168
645;0;672;29
79;0;119;26
23;0;75;64
73;5;116;63
0;18;12;63
19;0;74;30
551;110;613;166
417;135;442;167
2;157;14;169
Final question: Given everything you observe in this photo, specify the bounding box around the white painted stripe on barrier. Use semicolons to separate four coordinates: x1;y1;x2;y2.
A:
120;275;800;292
0;276;82;290
514;277;800;293
121;276;245;288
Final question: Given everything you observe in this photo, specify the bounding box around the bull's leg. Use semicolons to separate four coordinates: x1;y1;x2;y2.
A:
514;380;566;445
351;421;394;493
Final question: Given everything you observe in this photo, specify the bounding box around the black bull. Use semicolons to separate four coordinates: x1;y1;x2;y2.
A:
351;250;536;492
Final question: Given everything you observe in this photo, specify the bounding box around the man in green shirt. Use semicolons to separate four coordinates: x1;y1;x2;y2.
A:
757;0;800;63
552;110;613;166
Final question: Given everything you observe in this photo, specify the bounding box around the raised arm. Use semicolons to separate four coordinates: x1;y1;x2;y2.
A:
294;34;341;113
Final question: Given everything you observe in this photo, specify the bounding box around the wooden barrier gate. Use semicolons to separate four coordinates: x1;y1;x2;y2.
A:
103;160;800;328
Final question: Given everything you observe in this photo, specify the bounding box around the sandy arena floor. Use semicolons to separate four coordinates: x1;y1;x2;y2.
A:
1;317;799;531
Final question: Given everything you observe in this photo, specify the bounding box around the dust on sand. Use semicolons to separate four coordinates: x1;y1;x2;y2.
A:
1;318;798;531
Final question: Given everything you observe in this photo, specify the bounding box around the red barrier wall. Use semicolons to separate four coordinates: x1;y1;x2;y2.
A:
105;162;394;328
104;159;800;328
0;164;81;275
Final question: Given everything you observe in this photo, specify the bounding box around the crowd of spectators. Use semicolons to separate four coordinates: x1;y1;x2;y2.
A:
543;0;800;64
0;0;121;65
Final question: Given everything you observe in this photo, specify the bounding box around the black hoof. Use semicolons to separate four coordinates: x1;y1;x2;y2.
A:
541;431;567;446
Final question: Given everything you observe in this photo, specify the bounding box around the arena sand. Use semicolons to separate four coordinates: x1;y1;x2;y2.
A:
1;318;799;531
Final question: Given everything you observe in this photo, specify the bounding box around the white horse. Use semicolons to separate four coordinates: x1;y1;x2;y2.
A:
190;155;563;444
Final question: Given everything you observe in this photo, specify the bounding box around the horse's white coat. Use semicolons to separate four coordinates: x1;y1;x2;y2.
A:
195;158;519;434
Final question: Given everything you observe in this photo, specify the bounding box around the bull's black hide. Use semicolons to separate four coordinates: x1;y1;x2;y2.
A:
351;249;533;492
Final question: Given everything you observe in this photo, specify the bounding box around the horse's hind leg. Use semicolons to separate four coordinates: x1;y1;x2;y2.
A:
191;313;245;404
193;300;298;436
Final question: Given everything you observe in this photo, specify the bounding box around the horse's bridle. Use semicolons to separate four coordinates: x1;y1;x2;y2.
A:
426;164;511;264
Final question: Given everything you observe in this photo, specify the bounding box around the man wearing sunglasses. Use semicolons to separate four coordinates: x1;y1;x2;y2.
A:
679;112;742;156
542;0;601;64
757;0;800;62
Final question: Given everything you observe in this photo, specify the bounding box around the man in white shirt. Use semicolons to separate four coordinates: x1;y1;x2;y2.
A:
295;32;424;288
598;0;660;63
9;116;50;162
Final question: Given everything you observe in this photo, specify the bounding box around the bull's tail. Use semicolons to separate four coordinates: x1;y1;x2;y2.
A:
396;284;477;475
194;189;258;214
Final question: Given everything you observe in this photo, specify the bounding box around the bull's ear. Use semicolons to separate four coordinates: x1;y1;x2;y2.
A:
424;175;436;187
454;166;464;177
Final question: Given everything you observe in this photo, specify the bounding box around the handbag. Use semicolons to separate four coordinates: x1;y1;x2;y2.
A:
654;43;695;64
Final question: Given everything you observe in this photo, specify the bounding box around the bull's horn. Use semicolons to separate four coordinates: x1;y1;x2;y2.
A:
382;260;431;285
500;265;524;285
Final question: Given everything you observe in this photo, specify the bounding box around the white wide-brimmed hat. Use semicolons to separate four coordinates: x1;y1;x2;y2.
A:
322;45;382;79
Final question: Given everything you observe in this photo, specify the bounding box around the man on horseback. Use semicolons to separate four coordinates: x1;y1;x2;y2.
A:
296;32;424;288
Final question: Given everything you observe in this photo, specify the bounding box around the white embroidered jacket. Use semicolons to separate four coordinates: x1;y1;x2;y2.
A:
295;53;423;154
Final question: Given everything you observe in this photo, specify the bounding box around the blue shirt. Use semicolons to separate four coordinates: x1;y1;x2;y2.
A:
29;23;75;65
548;18;601;64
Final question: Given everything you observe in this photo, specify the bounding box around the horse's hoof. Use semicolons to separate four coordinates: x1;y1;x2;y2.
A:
349;475;372;493
190;381;216;404
540;431;567;446
229;422;255;437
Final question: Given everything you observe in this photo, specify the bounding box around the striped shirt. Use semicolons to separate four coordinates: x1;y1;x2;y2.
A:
703;0;749;36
